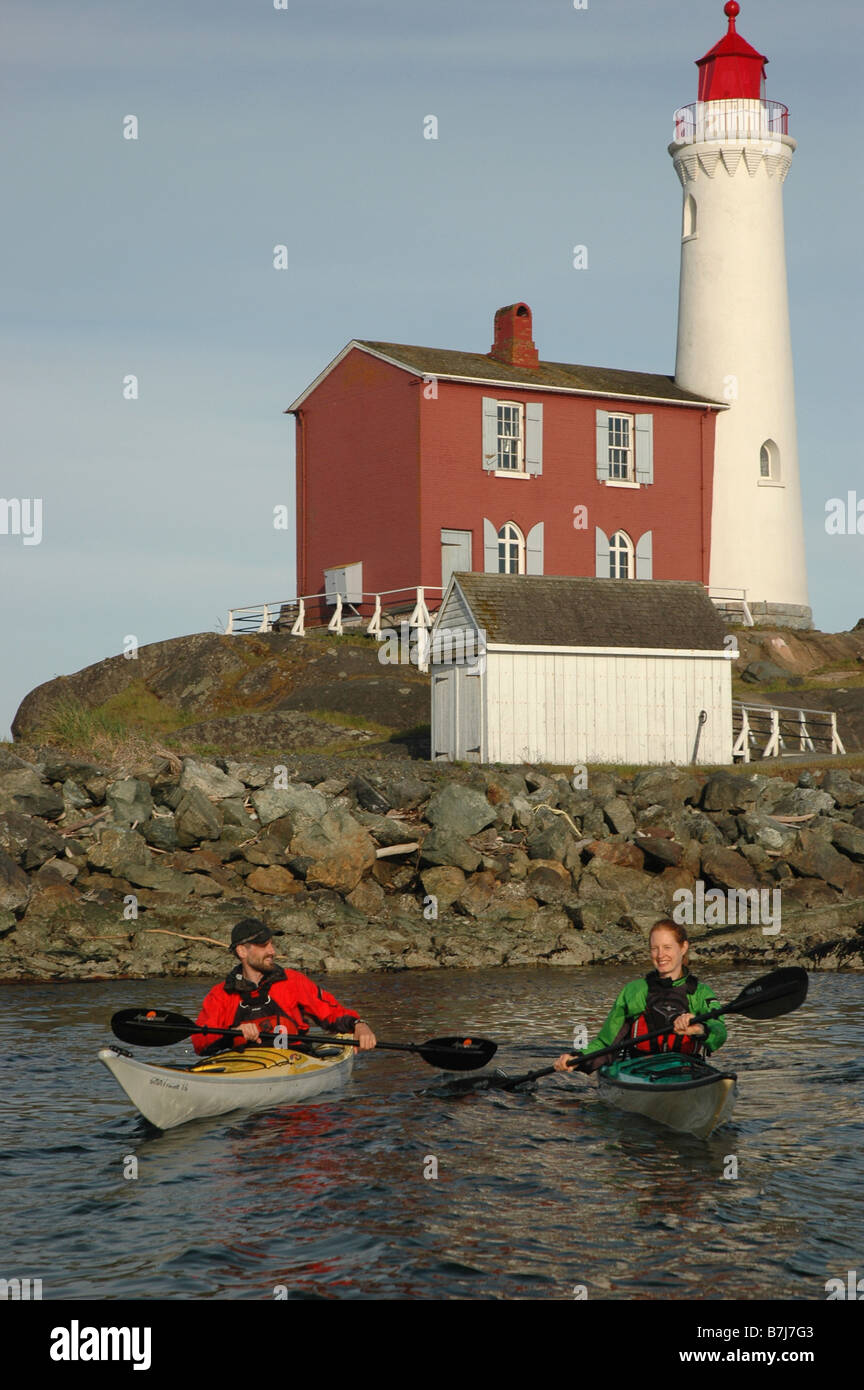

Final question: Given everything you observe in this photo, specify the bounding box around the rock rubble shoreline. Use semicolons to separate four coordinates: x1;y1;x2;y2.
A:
2;746;864;982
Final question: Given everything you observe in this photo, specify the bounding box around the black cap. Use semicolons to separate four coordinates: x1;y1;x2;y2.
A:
229;918;282;951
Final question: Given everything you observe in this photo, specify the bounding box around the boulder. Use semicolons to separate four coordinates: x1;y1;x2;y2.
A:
773;787;836;817
419;865;465;912
831;822;864;864
419;828;482;874
62;780;92;810
585;839;645;871
700;846;760;891
123;863;196;896
143;814;178;851
603;797;636;836
526;860;575;906
174;788;223;846
179;758;246;800
820;771;864;809
788;833;864;894
346;878;386;916
737;812;799;854
0;849;31;912
740;660;788;683
0;769;64;821
220;798;257;831
246;865;301;895
635;836;684;869
455;871;498;917
106;778;153;827
222;760;282;789
87;827;151;877
631;767;700;809
250;784;327;829
0;810;66;870
525;809;573;862
424;784;496;839
701;773;758;814
353;776;392;813
293;806;377;894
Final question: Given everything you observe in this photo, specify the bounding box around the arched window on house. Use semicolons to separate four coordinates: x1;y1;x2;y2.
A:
609;530;634;579
759;439;781;481
498;521;525;574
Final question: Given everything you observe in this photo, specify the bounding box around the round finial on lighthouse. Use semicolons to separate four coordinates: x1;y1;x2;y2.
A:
724;1;740;23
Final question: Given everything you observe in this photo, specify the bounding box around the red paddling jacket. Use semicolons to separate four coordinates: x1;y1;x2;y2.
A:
193;964;359;1055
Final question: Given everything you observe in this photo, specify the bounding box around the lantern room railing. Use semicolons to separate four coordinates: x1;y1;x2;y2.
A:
673;99;789;144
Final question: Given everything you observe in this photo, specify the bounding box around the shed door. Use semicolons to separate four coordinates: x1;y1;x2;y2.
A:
432;670;456;761
441;529;472;589
457;668;483;762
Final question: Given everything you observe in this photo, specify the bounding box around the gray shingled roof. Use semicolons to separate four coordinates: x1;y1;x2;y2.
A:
450;575;729;650
358;341;722;407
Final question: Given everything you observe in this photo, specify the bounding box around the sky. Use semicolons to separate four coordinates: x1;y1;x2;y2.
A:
2;0;862;739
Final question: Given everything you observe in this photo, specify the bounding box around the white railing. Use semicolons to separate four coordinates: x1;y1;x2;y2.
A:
732;702;846;763
707;587;753;627
225;585;444;667
673;99;789;145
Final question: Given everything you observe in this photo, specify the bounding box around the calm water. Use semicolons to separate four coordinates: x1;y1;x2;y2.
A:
1;967;862;1301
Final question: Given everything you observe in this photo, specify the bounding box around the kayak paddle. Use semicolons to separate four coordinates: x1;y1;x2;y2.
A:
110;1008;497;1071
465;966;809;1093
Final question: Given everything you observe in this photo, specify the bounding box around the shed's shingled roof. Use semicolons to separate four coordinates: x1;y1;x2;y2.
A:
450;575;729;650
357;341;722;407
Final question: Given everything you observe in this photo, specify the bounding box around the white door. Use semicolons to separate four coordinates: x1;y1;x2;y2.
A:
441;529;472;589
457;668;483;761
432;670;456;761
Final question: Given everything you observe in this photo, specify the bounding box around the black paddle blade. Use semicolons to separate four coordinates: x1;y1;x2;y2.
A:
728;967;808;1021
111;1008;199;1047
416;1036;497;1070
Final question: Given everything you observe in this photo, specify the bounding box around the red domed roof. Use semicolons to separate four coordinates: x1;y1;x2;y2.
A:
696;2;768;102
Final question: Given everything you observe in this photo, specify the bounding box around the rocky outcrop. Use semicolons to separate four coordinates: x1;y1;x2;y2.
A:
1;751;864;980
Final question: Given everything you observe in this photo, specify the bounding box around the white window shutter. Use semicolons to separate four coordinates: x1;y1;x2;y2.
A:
484;518;499;572
596;410;610;480
636;530;653;579
526;522;544;574
482;398;499;471
525;402;543;474
595;527;610;577
635;415;654;484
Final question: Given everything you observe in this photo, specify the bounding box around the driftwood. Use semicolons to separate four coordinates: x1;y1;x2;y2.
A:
143;928;226;947
375;842;421;858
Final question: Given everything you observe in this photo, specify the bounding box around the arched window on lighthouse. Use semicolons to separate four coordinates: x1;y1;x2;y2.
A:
497;521;525;573
683;194;697;239
759;439;781;482
609;530;634;579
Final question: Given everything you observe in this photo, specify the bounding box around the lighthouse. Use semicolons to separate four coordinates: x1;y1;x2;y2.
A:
670;2;811;628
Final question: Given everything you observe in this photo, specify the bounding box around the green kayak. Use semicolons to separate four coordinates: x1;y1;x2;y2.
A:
597;1052;737;1140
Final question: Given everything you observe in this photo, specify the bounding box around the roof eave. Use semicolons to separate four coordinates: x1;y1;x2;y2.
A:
285;341;728;413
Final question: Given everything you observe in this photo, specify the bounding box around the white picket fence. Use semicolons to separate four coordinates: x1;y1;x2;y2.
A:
733;701;846;762
224;586;444;668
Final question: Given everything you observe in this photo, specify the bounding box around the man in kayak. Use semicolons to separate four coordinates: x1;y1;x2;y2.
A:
553;919;726;1074
193;918;377;1056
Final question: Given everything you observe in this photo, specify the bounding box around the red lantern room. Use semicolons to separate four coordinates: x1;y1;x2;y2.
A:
696;2;768;102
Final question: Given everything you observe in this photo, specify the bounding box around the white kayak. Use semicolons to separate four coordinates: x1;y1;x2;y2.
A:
98;1044;354;1130
596;1052;738;1140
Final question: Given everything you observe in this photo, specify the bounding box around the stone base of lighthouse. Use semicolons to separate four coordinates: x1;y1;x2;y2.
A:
746;602;813;631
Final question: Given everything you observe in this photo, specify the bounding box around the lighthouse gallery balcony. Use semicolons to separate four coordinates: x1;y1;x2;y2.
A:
673;99;789;145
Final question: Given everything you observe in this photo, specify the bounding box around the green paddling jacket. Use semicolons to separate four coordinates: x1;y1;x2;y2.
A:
581;975;727;1065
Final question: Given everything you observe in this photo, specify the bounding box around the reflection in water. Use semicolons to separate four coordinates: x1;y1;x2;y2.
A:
0;967;862;1299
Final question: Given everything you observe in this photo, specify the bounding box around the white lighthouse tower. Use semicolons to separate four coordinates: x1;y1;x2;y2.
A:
670;1;811;628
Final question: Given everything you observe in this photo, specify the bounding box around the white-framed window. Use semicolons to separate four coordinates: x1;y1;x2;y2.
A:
609;530;634;579
496;402;524;471
607;414;634;481
759;438;781;483
498;521;525;574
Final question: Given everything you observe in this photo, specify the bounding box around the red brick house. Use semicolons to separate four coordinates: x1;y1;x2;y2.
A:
285;303;723;614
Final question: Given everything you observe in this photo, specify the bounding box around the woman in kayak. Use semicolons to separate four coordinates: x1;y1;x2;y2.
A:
553;919;726;1074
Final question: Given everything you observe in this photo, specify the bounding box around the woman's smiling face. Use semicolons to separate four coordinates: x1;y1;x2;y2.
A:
650;926;688;979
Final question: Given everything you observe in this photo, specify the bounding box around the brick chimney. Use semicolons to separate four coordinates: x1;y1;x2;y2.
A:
488;302;539;368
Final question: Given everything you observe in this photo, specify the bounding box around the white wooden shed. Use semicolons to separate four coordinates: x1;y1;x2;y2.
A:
429;574;733;766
